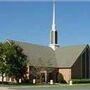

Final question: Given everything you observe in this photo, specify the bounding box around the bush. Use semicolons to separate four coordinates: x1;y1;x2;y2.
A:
57;73;66;83
0;81;9;84
29;74;36;84
72;79;90;84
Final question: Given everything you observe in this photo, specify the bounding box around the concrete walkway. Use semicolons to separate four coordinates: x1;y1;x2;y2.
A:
0;87;12;90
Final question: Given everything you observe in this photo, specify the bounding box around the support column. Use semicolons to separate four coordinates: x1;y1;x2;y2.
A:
26;65;30;79
44;71;47;83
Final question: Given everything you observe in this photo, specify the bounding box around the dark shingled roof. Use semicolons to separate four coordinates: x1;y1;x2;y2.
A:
7;40;88;68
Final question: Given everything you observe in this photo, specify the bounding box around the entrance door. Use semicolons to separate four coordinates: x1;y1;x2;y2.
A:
41;73;45;82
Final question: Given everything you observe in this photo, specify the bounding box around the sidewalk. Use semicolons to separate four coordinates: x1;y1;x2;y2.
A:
0;87;12;90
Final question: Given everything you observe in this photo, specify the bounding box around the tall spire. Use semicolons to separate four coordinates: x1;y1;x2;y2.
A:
49;1;59;50
52;1;56;31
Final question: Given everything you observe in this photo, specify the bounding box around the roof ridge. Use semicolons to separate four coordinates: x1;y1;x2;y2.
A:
6;39;50;49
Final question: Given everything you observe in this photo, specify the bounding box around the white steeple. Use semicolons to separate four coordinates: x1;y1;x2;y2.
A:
49;1;59;50
52;1;56;31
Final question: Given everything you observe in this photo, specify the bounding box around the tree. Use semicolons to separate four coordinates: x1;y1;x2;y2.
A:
0;41;28;83
0;43;7;83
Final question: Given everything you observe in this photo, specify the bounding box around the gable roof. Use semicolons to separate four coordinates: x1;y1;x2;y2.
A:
6;40;89;68
55;45;87;68
14;41;57;67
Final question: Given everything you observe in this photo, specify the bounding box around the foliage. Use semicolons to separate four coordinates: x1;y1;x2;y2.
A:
0;43;7;83
72;79;90;84
57;73;66;83
29;66;42;83
0;40;28;83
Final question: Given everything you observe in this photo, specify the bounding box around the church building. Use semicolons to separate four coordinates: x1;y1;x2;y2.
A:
2;2;90;83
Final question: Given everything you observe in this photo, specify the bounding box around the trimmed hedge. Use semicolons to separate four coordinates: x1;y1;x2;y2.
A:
72;79;90;84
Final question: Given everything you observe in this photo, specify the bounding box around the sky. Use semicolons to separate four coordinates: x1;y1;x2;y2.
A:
0;1;90;47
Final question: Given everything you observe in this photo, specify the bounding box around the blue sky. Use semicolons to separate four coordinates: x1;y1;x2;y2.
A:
0;1;90;46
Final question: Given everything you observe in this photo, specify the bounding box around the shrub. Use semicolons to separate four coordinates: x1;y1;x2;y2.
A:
57;73;66;83
72;79;90;84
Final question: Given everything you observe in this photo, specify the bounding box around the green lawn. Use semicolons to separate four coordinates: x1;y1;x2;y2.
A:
3;84;90;90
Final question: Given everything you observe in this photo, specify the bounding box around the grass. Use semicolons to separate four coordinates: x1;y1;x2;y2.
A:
0;84;90;90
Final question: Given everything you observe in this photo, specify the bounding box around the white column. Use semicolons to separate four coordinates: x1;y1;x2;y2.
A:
44;71;47;83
